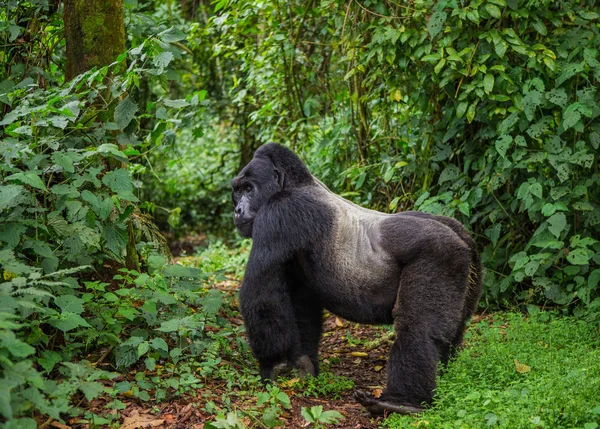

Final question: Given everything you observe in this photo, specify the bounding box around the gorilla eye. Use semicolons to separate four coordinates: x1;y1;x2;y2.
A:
243;184;253;192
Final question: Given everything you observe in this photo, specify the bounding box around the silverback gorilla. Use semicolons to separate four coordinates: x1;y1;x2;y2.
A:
231;143;482;416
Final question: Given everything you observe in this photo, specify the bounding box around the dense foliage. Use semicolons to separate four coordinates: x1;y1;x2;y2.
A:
1;0;599;426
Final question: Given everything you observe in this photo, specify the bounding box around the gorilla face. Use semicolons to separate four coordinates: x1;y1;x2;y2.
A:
231;157;283;237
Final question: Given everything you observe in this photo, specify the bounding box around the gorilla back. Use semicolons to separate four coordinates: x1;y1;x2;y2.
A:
231;143;482;416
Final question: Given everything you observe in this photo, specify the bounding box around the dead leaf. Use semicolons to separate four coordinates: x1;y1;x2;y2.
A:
164;414;175;424
282;377;300;387
120;410;165;429
51;422;71;429
351;352;368;357
335;317;344;327
372;389;383;398
367;385;384;390
353;358;362;364
514;359;531;373
374;365;383;372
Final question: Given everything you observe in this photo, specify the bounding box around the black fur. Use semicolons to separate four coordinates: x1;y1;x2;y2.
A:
231;143;483;416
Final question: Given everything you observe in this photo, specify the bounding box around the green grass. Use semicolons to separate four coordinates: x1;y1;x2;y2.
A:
384;313;600;429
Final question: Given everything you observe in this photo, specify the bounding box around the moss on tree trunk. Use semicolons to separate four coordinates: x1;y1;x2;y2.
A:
64;0;126;81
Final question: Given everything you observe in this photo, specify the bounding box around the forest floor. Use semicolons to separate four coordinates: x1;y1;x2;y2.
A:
86;302;393;428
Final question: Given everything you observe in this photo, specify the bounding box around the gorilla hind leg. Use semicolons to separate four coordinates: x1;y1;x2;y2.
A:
356;252;470;416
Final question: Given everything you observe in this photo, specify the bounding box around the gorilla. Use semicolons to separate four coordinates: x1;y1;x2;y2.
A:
231;143;482;416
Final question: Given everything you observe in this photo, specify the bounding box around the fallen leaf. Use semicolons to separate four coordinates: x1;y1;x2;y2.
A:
351;352;368;357
374;365;383;372
514;359;531;373
372;389;383;398
335;317;344;327
367;385;384;390
353;358;361;364
283;377;300;387
165;414;175;424
51;422;71;429
120;410;165;429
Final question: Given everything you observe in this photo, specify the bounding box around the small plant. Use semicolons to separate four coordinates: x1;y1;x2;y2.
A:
256;385;292;428
205;411;247;429
301;406;344;427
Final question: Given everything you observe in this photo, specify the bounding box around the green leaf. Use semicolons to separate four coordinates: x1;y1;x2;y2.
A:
52;152;76;173
456;101;468;119
80;381;104;401
546;88;567;107
318;410;344;424
102;169;133;192
495;135;512;158
203;289;223;317
383;165;395;183
164;99;190;108
355;172;366;190
466;101;478;123
434;58;446;74
483;74;494;93
150;337;168;352
439;165;460;184
142;300;157;315
530;182;543;199
547;213;567;238
97;143;127;159
138;341;150;358
427;10;447;39
38;351;63;373
145;357;156;371
0;185;25;211
532;20;547;35
114;96;138;130
562;104;582;130
160;28;187;43
50;312;92;332
301;406;318;423
485;4;502;18
0;330;35;358
566;248;591;265
541;203;556;217
485;224;501;248
163;264;202;277
494;39;508;57
5;172;47;191
54;295;85;314
153;51;174;69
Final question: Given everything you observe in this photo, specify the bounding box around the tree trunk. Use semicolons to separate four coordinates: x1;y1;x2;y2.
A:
63;0;139;271
64;0;126;81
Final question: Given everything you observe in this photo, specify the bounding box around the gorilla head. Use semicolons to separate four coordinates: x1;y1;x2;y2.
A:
231;144;312;237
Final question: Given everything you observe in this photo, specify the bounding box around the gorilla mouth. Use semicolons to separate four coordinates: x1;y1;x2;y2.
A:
235;219;252;227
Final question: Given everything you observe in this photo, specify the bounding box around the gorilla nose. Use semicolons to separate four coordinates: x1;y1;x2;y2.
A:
235;206;242;215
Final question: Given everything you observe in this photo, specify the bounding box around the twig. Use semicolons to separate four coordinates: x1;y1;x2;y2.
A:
354;0;401;19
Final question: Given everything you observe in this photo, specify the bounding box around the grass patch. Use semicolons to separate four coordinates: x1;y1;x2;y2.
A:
384;313;600;429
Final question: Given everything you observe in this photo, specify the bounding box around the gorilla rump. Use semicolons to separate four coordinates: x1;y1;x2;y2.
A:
231;143;482;416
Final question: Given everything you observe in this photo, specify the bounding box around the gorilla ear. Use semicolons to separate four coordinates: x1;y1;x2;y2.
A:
273;168;285;188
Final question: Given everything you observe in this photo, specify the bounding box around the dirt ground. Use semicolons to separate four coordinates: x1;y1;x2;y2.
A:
76;310;393;429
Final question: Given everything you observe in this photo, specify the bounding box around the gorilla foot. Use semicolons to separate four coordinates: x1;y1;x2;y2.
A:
354;390;424;417
295;355;316;377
